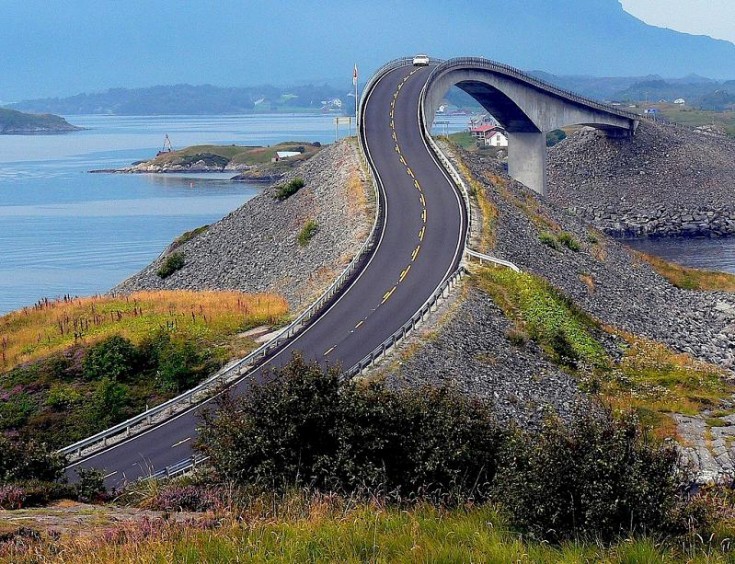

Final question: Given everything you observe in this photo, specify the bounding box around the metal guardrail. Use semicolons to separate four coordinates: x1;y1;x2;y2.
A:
346;268;465;377
59;70;404;462
80;57;528;479
425;56;640;125
465;249;520;272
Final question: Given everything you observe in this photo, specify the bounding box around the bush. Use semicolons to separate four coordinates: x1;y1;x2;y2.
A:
493;409;682;542
558;232;581;252
157;251;185;278
142;330;216;393
150;485;219;512
297;219;319;246
274;177;305;200
0;485;25;509
89;377;131;427
83;335;140;381
196;355;504;501
539;231;561;251
0;437;66;483
76;468;107;503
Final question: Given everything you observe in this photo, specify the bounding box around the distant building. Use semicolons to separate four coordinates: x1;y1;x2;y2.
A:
470;124;508;147
674;98;686;105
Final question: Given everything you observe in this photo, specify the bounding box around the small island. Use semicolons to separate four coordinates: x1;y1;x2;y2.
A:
0;107;82;134
93;141;323;182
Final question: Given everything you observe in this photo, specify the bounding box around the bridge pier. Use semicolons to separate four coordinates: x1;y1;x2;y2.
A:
508;131;547;197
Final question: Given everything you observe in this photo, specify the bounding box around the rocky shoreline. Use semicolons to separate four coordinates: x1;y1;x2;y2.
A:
548;122;735;238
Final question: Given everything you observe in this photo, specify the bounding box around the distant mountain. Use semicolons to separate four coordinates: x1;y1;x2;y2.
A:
7;84;350;116
0;108;81;134
2;0;735;101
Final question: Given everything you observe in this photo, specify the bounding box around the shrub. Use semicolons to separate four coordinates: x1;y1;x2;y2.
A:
0;485;25;509
493;409;682;542
142;330;216;393
539;231;561;251
505;328;528;347
0;437;66;483
89;377;131;427
196;355;504;501
157;251;185;278
82;335;139;381
76;468;107;503
274;177;305;200
558;231;581;251
297;219;319;246
45;383;81;409
150;485;219;512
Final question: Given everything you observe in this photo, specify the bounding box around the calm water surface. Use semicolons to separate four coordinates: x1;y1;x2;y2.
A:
622;237;735;274
0;114;469;314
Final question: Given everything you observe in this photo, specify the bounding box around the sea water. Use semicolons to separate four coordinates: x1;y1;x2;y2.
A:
2;113;729;315
0;114;470;314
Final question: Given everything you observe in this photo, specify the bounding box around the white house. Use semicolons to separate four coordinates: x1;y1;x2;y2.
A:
674;98;686;105
486;130;508;147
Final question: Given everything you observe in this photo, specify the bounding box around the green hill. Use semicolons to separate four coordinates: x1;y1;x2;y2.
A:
0;108;81;134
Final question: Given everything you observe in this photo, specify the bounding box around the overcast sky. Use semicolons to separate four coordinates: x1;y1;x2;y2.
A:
621;0;735;43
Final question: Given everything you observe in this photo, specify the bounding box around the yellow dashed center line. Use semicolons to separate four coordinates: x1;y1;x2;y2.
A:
419;226;425;241
412;245;421;261
382;286;397;304
323;345;336;356
399;265;411;282
406;167;414;178
390;120;394;129
395;144;401;153
422;209;427;223
355;320;364;329
419;193;425;206
414;179;421;191
390;109;394;119
392;131;397;141
399;155;407;165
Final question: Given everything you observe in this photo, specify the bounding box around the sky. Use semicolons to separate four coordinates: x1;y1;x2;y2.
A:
621;0;735;44
2;0;735;103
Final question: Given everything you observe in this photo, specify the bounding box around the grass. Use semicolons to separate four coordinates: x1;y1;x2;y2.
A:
454;156;498;251
475;267;608;369
297;219;319;246
651;103;735;137
636;250;735;292
602;331;733;421
6;496;735;562
473;265;734;438
446;130;476;150
151;141;321;167
0;290;288;373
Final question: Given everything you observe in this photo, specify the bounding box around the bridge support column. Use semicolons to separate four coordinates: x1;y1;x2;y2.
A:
507;131;547;197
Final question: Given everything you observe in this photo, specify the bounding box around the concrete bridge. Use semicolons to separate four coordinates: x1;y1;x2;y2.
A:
422;57;640;196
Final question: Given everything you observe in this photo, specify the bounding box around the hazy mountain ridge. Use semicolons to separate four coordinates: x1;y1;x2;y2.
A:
7;83;350;116
3;0;735;101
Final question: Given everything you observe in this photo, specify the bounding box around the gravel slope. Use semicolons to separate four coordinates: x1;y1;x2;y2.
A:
113;140;374;313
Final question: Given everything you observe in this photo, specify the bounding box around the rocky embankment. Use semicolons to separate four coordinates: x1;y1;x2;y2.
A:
382;143;735;441
548;122;735;237
113;140;373;312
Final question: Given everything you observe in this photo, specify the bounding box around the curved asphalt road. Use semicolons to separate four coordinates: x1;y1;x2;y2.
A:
67;64;467;487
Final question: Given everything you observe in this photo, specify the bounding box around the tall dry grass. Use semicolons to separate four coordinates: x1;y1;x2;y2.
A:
0;291;288;372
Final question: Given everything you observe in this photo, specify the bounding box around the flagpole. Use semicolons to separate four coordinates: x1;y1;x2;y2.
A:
353;64;359;136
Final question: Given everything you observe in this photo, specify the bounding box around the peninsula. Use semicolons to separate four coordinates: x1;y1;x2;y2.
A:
0;107;81;134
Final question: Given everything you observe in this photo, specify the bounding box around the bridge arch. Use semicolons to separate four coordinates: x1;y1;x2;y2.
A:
422;58;639;196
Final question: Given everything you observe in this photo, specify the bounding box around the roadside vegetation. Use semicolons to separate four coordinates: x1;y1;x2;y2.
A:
5;356;735;561
637;250;735;292
473;267;735;439
0;290;287;448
